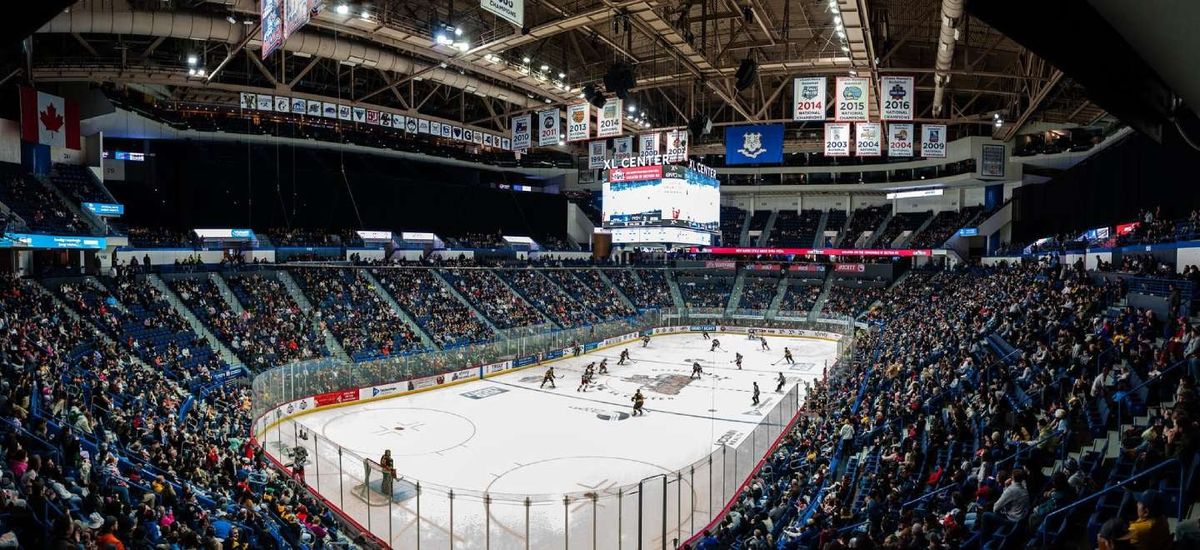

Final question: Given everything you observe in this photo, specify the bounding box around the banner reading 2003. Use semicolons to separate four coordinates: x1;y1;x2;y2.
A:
824;123;851;156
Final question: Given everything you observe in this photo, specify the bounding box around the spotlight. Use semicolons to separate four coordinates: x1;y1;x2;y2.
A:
188;68;197;76
454;27;463;37
336;4;349;15
360;10;370;20
197;69;206;77
993;113;1001;119
522;56;531;63
435;33;449;45
226;15;237;24
544;98;552;104
841;45;849;52
558;72;566;79
627;104;637;113
187;54;198;66
540;64;549;71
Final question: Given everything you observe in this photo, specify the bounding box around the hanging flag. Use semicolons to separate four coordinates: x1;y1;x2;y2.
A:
725;124;784;165
879;76;914;121
538;108;561;146
290;98;306;114
566;103;590;142
502;137;511;150
613;136;634;160
512;114;531;150
921;124;947;157
597;99;623;138
430;121;441;136
887;123;914;157
405;116;417;132
419;119;430;133
588;140;607;169
306;100;322;116
323;102;337;118
440;123;452;138
484;133;494;147
258;95;275;111
338;104;352;120
824;123;850;156
366;109;380;124
19;88;81;149
834;77;870;121
379;112;392;127
855;122;882;156
352;107;366;123
664;129;689;162
239;92;257;110
451;125;462;139
275;96;291;112
463;128;474;142
260;0;284;58
793;77;827;121
639;132;660;155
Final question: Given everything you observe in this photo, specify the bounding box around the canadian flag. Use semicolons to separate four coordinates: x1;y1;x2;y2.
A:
20;87;80;150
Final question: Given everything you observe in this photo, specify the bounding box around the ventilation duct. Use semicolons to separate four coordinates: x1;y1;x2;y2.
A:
931;0;963;117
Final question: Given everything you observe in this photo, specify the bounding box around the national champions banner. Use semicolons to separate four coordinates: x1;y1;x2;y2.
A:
855;122;882;157
824;123;850;156
639;132;660;155
725;124;784;165
664;129;688;161
597;99;623;138
613;136;634;160
793;77;827;121
834;77;870;121
921;124;947;158
538;109;560;146
512;114;532;151
879;76;914;121
566;103;590;142
588;140;607;169
887;123;914;157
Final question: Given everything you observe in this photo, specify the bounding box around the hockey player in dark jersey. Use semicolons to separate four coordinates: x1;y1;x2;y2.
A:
775;372;786;393
690;361;704;379
783;347;795;365
752;381;761;405
598;358;609;374
540;367;557;388
709;338;721;352
641;334;651;347
760;337;770;351
734;352;744;369
618;348;631;365
631;389;646;416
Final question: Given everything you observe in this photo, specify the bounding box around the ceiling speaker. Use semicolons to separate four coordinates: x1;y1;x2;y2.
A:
735;58;757;91
603;63;637;101
688;115;712;138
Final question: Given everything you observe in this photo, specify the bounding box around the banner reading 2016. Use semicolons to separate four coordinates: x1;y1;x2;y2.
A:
566;104;590;142
538;108;560;147
921;124;947;158
793;77;827;121
511;114;531;151
835;77;870;121
824;123;851;156
597;99;623;138
879;76;914;121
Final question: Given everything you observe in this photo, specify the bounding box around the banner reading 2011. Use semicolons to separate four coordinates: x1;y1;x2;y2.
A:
879;76;914;121
566;103;590;142
597;99;623;138
538;108;560;147
835;77;870;121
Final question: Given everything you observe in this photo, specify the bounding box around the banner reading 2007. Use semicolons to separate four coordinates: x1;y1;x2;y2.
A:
793;77;827;121
566;104;590;142
597;99;623;138
835;77;870;121
824;123;851;156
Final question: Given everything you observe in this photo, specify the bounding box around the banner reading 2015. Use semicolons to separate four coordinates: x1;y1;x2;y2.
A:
835;77;870;121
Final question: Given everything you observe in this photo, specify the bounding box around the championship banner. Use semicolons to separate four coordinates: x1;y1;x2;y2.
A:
639;132;660;155
430;121;442;136
834;77;870;121
239;92;256;109
921;124;947;158
793;77;827;121
855;122;882;156
258;95;275;111
824;123;850;156
512;114;532;150
597;99;623;138
566;103;590;142
613;136;634;160
879;76;914;121
283;0;311;42
276;96;292;113
538;108;560;146
665;129;688;161
887;123;914;157
290;98;305;114
588;140;607;169
725;124;784;165
260;0;284;58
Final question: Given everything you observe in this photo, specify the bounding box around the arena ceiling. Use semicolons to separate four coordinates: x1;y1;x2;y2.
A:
23;0;1109;148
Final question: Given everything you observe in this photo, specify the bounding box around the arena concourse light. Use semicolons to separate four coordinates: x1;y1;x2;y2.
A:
335;3;350;15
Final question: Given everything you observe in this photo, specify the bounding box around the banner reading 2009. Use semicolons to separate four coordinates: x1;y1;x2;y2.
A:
566;103;590;142
921;124;947;158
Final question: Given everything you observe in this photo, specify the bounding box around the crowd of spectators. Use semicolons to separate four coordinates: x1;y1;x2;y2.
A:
910;207;983;249
678;274;734;310
495;269;600;328
822;281;886;319
0;165;90;235
291;268;425;361
542;269;635;321
779;283;824;315
738;275;782;311
439;268;545;329
265;228;343;247
609;269;675;309
372;268;493;349
125;227;196;248
171;276;325;370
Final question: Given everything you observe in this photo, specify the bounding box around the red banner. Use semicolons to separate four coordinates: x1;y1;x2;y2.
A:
689;246;935;257
314;389;359;408
607;164;663;183
835;263;866;273
1115;221;1140;235
789;263;825;273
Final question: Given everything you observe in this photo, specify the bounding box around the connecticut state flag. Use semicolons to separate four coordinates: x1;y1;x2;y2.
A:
20;87;80;150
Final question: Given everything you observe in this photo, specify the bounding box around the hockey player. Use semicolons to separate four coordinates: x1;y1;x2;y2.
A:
709;338;721;352
734;352;744;369
751;381;761;405
691;361;704;379
701;329;711;340
598;358;609;374
783;347;795;365
540;367;557;388
619;348;631;365
775;372;786;393
572;342;582;357
577;369;592;392
760;336;770;351
641;334;651;347
631;389;646;416
747;328;758;340
379;449;397;494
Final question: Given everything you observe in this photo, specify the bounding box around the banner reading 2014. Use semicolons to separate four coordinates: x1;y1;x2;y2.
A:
879;76;914;121
597;99;623;138
835;77;870;121
793;77;827;121
824;123;851;156
566;104;590;142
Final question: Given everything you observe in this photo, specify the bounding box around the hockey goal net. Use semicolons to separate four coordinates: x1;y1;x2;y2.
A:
351;457;416;506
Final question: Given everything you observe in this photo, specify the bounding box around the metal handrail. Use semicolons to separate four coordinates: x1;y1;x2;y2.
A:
1036;457;1184;546
1115;357;1188;430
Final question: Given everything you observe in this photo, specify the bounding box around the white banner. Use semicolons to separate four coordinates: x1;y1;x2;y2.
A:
921;124;947;157
481;0;523;28
879;76;914;121
664;129;689;161
352;107;366;123
463;128;474;142
793;77;827;121
588;140;607;169
239;92;256;109
306;100;322;117
639;132;660;155
834;77;870;121
502;137;511;150
418;119;430;133
855;122;882;156
597;99;623;138
323;102;337;118
440;123;451;138
404;116;418;133
257;95;274;111
275;96;291;112
338;104;352;121
538;109;560;146
291;98;306;114
566;103;590;142
512;114;532;150
887;123;914;157
613;136;634;160
430;121;441;136
824;123;850;156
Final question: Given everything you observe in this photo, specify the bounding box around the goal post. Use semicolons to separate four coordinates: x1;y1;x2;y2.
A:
352;457;417;506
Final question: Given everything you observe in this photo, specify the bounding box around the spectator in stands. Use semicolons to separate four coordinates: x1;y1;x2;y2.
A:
1122;490;1171;550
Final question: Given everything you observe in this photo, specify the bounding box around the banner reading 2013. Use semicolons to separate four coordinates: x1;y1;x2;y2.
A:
835;77;870;121
566;104;590;142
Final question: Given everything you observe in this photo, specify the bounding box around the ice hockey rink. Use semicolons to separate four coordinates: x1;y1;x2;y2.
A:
259;331;839;549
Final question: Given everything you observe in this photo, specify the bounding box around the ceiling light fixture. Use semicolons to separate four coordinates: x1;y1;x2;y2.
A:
336;4;350;15
522;56;531;64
